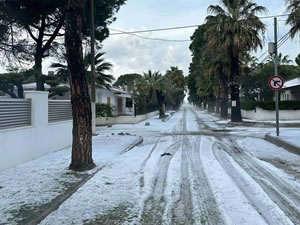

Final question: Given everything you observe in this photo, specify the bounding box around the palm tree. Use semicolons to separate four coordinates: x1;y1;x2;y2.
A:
165;66;186;110
268;53;293;65
84;51;115;89
143;70;167;119
206;0;266;122
51;51;114;89
286;0;300;38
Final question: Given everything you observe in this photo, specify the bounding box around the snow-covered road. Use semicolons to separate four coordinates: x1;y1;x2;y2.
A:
5;104;300;225
38;105;300;225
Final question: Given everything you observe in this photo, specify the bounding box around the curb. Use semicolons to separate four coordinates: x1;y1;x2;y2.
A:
123;136;143;153
264;134;300;156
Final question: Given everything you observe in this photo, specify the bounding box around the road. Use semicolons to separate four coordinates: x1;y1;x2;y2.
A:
134;105;300;225
39;104;300;225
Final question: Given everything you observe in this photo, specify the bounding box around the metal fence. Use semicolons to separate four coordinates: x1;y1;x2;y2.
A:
0;99;31;130
48;100;72;123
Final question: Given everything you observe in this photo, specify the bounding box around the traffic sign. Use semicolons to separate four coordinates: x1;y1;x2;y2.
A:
268;75;284;90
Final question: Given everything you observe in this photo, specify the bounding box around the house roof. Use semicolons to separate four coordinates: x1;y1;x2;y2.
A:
22;82;69;90
22;82;51;89
282;78;300;89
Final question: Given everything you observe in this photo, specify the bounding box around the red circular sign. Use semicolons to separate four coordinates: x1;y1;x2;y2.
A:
268;75;284;90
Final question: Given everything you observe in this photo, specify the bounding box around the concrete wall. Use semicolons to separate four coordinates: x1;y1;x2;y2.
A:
96;111;159;126
241;107;300;120
0;91;72;171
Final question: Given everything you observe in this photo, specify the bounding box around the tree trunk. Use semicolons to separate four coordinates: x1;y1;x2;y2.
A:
219;76;228;119
16;83;24;98
156;90;166;119
34;40;45;91
65;0;95;171
230;50;242;122
216;90;220;115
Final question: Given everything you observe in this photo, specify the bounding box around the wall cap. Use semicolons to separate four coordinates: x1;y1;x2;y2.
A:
24;91;49;95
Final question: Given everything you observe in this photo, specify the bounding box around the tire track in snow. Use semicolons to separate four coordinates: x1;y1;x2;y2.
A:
213;141;295;225
221;138;300;224
183;107;225;225
190;105;299;224
139;109;187;225
170;135;194;225
187;136;225;225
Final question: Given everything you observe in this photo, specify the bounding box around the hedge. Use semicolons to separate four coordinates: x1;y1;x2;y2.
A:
241;100;300;111
96;103;114;117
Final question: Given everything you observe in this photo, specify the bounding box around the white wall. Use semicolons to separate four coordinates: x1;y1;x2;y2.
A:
0;91;72;171
241;107;300;120
281;87;300;101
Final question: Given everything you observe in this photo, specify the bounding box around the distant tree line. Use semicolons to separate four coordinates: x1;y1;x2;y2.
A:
113;66;186;118
187;0;300;122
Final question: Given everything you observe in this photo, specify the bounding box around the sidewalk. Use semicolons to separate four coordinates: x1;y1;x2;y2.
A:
0;133;142;225
265;129;300;156
199;109;300;155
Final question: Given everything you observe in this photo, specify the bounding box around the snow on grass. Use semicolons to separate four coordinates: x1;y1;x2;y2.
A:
0;134;140;225
39;136;156;225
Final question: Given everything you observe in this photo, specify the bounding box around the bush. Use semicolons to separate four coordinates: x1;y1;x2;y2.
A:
241;100;300;111
96;103;114;117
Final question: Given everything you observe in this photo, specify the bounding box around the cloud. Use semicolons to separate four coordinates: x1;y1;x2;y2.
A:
102;27;192;78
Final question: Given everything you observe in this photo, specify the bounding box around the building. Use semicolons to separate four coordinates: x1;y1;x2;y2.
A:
8;80;133;116
95;86;133;116
280;78;300;101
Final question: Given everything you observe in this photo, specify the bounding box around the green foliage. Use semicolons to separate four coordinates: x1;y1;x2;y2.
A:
96;103;114;117
51;51;114;89
241;101;300;111
241;61;300;102
295;53;300;67
0;71;34;98
113;73;142;92
240;101;259;111
165;66;186;110
0;0;126;89
286;0;300;39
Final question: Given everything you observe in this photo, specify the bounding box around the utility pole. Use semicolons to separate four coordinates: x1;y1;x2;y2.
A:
90;0;96;135
274;17;279;136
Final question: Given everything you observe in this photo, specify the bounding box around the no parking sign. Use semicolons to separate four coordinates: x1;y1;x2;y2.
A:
268;75;284;90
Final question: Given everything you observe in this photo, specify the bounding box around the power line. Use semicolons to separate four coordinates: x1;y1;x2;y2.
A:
109;28;191;42
109;14;290;35
257;31;291;65
257;31;290;62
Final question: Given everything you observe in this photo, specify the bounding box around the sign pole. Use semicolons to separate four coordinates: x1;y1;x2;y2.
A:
91;0;96;135
274;17;279;136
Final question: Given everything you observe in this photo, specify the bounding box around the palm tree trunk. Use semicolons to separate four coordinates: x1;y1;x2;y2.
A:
156;90;166;119
230;51;242;122
219;76;228;119
216;89;220;114
65;0;95;171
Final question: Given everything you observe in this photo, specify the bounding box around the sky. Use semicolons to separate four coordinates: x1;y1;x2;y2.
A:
101;0;300;78
1;0;299;79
